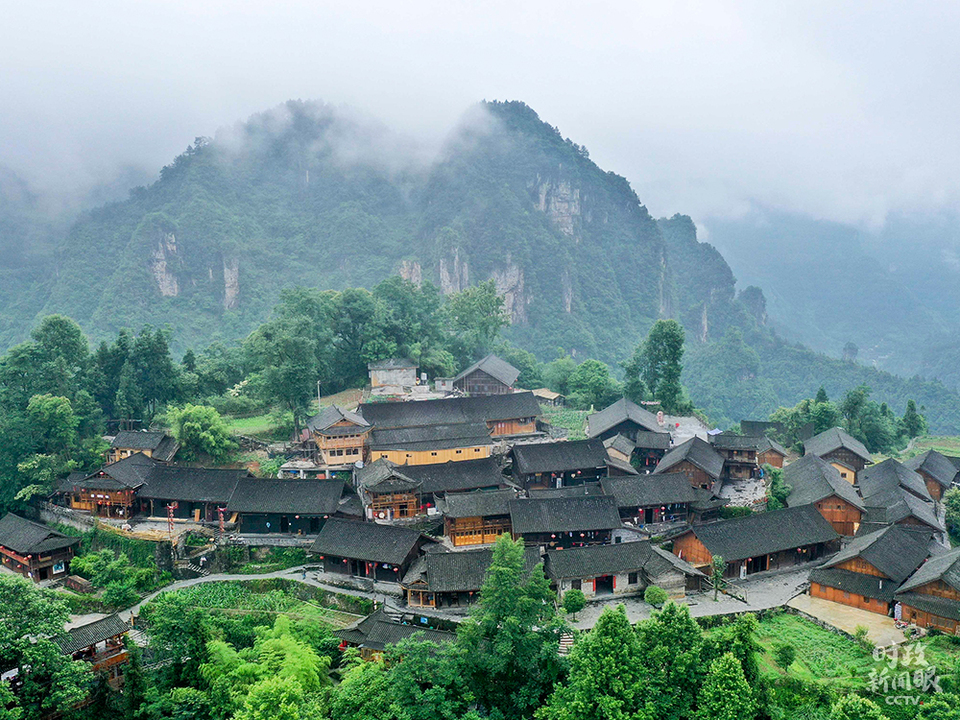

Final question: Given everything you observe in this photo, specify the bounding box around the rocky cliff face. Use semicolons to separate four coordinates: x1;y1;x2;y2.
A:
149;231;180;297
223;258;240;310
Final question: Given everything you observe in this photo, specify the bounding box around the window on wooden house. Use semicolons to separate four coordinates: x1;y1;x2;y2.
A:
628;572;638;585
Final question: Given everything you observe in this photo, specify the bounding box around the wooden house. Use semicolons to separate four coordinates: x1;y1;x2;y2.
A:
60;453;159;518
107;431;178;464
437;489;516;547
546;541;704;600
402;545;541;608
784;454;865;535
600;473;698;527
368;358;418;388
586;398;665;443
369;422;493;466
54;615;130;689
756;436;787;468
510;438;608;490
508;495;621;548
708;433;759;480
355;459;422;520
808;525;932;615
401;457;512;506
903;450;958;502
305;405;371;469
227;478;346;534
803;427;872;482
359;392;542;439
532;388;564;407
310;518;435;581
136;465;249;521
453;354;520;395
603;434;636;466
632;431;673;470
654;437;724;493
0;513;79;582
335;608;455;660
859;458;934;503
671;505;839;578
861;486;944;535
896;547;960;634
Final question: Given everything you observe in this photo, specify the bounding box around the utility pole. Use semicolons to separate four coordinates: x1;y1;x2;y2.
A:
317;379;322;411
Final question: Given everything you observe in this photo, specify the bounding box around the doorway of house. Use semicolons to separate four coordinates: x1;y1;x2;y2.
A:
280;515;290;533
746;555;768;574
595;575;614;596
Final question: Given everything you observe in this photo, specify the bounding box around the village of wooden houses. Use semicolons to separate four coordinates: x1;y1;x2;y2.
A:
3;352;959;695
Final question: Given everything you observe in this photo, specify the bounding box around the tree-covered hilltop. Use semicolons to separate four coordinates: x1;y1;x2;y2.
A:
3;98;960;430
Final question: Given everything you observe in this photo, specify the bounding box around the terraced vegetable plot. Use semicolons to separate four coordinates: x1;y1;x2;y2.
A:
154;581;362;628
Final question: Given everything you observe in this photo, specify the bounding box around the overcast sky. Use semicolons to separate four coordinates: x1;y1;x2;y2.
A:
4;1;960;227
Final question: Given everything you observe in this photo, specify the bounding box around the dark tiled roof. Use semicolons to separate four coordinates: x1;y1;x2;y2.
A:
903;450;958;489
784;454;865;511
654;437;724;479
509;496;621;535
604;434;636;457
898;547;960;594
0;514;80;555
741;421;784;437
369;422;492;452
335;608;455;651
586;398;664;438
306;405;369;433
545;540;704;580
859;459;932;502
633;431;672;450
756;436;788;457
822;525;932;583
511;439;607;476
454;354;520;387
360;392;541;428
803;427;872;463
600;473;697;508
691;487;729;512
686;505;839;562
110;431;179;464
138;467;249;503
896;592;960;621
402;546;542;592
436;489;516;518
861;487;942;531
809;568;897;602
401;457;508;494
527;484;605;499
367;358;417;370
228;479;344;515
356;459;421;493
54;614;129;655
72;452;162;490
309;518;430;565
709;433;762;451
606;456;640;476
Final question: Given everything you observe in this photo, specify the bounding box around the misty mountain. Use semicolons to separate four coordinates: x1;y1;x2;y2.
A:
707;209;960;389
2;100;959;431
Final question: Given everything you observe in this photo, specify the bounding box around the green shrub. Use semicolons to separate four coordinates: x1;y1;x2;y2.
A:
103;580;139;608
720;506;754;519
773;642;797;669
853;625;872;650
562;588;586;618
644;585;669;607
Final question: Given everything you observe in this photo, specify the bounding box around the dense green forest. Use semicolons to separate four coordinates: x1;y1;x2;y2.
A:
8;534;955;720
2;99;959;430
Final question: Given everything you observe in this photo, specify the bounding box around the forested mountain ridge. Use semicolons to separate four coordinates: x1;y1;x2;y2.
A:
3;99;960;431
26;100;745;364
